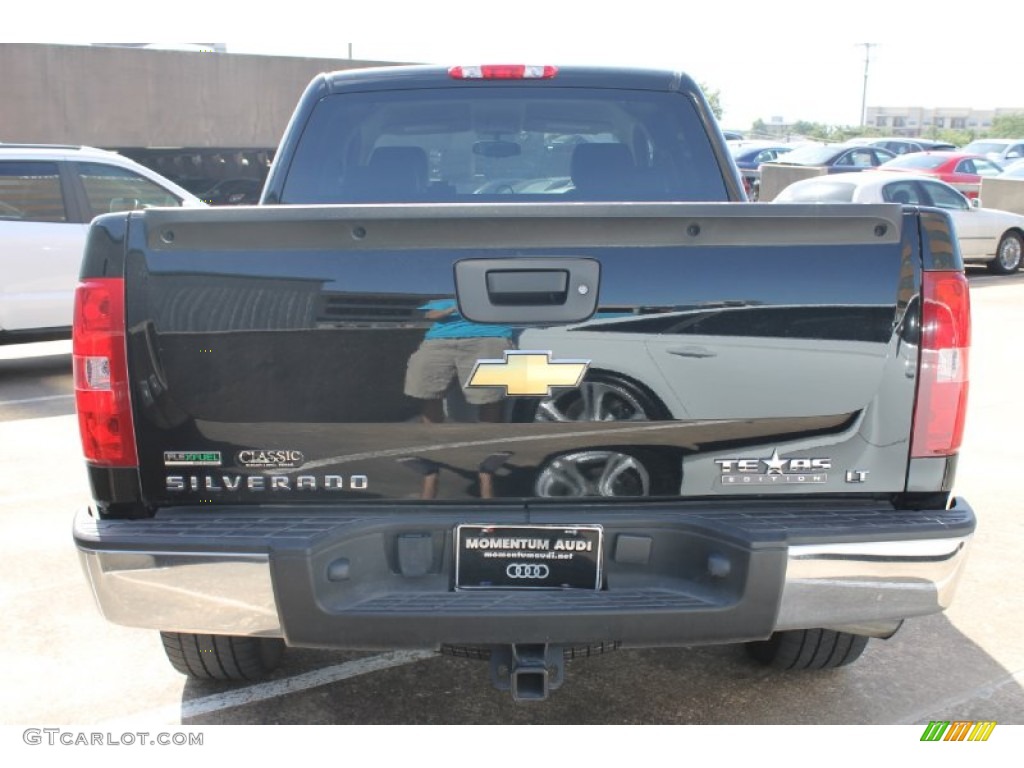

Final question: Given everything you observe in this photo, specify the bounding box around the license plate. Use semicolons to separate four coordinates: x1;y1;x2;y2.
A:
455;524;603;590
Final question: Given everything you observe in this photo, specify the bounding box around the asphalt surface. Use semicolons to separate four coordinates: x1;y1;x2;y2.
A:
1;268;1021;729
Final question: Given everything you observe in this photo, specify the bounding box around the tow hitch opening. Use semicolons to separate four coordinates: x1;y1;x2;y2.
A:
489;644;566;702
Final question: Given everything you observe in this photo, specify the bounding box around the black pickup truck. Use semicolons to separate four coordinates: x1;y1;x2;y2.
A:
72;64;975;701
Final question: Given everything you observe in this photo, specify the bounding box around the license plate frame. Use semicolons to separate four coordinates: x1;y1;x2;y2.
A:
455;524;603;590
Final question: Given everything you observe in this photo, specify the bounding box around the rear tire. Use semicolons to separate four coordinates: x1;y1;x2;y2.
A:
745;629;869;670
160;632;285;681
987;231;1023;274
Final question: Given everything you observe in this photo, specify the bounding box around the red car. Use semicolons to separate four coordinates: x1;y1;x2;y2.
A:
877;151;1003;199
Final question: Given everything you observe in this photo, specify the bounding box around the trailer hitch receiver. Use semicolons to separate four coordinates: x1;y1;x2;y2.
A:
489;644;566;701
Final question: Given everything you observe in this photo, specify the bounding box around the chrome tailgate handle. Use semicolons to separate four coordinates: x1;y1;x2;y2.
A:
486;269;568;306
455;257;600;324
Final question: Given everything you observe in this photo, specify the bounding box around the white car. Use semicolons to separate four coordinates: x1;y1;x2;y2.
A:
962;138;1024;165
999;158;1024;179
0;144;205;343
774;170;1024;274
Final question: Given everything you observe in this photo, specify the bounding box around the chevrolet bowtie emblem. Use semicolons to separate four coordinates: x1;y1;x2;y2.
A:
466;351;589;397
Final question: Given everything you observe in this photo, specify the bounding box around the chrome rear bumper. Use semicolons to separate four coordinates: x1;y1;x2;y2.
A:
78;549;281;636
74;503;974;643
775;537;971;636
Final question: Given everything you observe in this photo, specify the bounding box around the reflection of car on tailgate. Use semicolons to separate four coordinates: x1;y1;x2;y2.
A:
0;144;204;343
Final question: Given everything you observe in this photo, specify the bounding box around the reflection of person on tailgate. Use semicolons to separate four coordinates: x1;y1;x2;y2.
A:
404;298;516;424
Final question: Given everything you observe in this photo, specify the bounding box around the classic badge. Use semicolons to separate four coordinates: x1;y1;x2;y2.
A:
237;449;305;469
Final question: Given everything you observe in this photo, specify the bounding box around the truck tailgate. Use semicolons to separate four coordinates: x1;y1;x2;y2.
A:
124;202;914;507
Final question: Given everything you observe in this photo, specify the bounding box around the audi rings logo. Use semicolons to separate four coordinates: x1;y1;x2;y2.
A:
506;563;550;580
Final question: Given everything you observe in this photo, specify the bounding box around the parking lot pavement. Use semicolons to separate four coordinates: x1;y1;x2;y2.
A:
0;340;74;420
1;272;1022;726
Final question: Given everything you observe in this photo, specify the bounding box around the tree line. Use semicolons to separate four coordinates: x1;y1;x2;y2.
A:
746;113;1024;144
699;81;1023;143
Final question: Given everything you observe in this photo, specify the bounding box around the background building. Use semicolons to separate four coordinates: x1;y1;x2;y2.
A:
865;106;1024;136
0;43;401;197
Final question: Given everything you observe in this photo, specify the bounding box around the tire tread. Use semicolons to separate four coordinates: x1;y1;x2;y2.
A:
746;629;868;670
160;632;284;681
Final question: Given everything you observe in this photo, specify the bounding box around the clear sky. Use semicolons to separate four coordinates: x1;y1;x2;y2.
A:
11;0;1019;131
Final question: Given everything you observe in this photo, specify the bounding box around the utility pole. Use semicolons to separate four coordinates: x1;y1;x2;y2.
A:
858;43;876;127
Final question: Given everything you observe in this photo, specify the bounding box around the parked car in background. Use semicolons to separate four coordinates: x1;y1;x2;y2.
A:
200;177;264;205
998;158;1024;179
877;151;1003;200
727;141;793;199
762;143;896;174
774;170;1024;274
0;144;204;343
171;176;219;197
962;138;1024;165
866;137;956;155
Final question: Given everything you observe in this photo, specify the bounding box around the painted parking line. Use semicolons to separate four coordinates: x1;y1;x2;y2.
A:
0;394;74;406
103;650;437;725
899;666;1024;724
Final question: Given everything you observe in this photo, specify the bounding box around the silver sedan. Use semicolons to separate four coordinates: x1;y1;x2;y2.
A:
774;171;1024;274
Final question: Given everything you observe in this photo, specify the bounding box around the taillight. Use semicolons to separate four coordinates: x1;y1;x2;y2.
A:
448;65;558;80
73;278;137;466
911;271;970;457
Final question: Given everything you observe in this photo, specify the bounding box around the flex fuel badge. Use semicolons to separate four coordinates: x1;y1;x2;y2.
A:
164;451;222;467
715;448;830;485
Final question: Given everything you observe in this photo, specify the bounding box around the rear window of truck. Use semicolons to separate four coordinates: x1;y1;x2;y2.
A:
279;87;729;203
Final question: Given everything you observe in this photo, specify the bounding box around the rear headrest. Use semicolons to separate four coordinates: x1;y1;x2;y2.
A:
570;143;635;194
367;146;429;192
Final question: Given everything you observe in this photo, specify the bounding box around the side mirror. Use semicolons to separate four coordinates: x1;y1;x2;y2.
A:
970;197;981;209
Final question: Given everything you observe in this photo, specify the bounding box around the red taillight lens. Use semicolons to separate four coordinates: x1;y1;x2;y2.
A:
911;271;971;458
448;65;558;80
73;278;137;467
